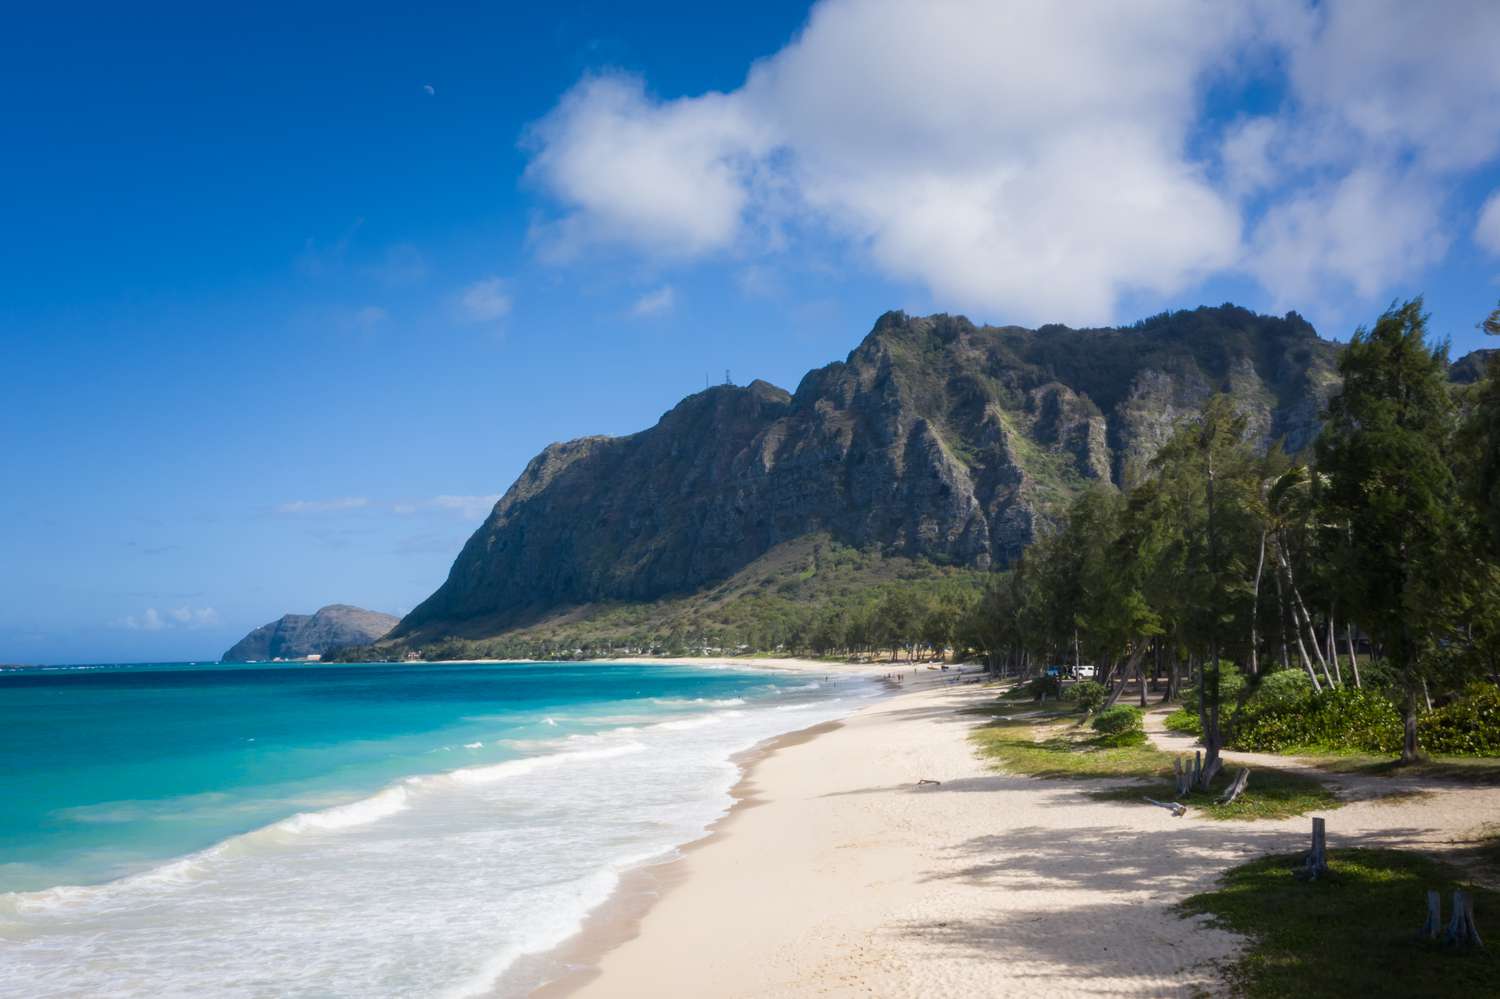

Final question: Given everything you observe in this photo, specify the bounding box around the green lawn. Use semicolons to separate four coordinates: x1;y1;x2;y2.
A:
1181;849;1499;997
971;708;1340;820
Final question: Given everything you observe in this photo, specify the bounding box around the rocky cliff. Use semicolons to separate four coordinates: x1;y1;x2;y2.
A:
222;605;398;662
389;305;1344;644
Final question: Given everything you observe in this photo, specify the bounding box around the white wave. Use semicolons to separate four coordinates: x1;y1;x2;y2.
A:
274;785;413;835
653;715;723;732
446;742;645;785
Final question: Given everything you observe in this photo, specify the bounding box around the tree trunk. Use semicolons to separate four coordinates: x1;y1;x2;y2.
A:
1138;648;1149;708
1327;615;1343;687
1249;529;1266;675
1345;624;1361;688
1402;687;1420;763
1103;644;1148;709
1279;538;1333;686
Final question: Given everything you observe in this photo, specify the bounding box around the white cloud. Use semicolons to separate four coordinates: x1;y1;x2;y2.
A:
628;285;676;317
1477;190;1500;256
1248;166;1449;305
524;75;772;261
393;494;501;520
122;606;219;631
522;0;1500;325
458;277;512;322
275;497;370;514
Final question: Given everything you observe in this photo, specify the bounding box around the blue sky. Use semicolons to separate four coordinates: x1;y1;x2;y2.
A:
5;0;1500;663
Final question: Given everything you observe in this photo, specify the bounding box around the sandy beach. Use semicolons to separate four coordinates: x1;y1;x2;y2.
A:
535;671;1500;998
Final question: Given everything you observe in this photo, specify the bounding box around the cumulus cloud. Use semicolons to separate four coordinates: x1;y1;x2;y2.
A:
274;497;370;514
628;285;676;317
458;277;512;323
122;606;219;631
521;0;1500;325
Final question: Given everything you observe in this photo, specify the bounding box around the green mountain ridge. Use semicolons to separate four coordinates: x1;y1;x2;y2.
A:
341;305;1481;660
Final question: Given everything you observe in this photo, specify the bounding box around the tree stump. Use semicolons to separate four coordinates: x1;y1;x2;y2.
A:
1217;768;1250;805
1418;889;1441;940
1295;817;1328;880
1443;889;1484;948
1174;756;1193;798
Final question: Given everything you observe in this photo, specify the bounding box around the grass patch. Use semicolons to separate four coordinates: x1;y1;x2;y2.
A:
1302;753;1500;785
1164;706;1202;735
972;705;1339;820
1181;848;1500;997
971;715;1167;779
1088;767;1340;821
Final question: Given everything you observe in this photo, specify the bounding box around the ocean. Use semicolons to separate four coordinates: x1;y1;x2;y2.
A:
0;659;882;997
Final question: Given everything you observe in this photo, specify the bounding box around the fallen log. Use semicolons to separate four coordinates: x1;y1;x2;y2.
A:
1143;797;1187;817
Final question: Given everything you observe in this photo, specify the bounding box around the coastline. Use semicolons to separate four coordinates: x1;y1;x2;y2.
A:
504;718;850;997
517;674;1500;998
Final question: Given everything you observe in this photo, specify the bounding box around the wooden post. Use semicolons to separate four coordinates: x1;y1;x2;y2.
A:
1419;889;1441;940
1296;817;1328;880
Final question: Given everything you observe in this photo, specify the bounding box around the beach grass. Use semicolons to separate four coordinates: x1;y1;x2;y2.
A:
1181;848;1500;997
971;709;1340;820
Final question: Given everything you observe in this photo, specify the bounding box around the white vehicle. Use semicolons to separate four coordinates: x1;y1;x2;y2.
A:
1076;664;1096;679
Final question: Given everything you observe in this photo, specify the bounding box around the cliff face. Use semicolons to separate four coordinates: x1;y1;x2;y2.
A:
392;305;1342;642
222;605;398;662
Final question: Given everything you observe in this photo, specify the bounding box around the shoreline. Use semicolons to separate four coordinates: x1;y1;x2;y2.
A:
522;674;1500;998
506;718;852;997
500;669;949;998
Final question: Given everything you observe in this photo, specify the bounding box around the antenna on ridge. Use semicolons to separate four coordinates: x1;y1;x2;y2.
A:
725;369;731;386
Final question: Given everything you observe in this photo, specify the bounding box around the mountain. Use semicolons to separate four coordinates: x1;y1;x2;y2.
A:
376;305;1345;653
1449;348;1498;385
222;605;398;662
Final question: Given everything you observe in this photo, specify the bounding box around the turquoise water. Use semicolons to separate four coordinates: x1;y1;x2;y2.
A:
0;660;879;997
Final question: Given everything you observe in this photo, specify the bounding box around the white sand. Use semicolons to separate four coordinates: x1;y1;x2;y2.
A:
551;677;1500;998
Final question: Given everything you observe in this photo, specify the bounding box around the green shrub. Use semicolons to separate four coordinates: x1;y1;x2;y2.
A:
1065;680;1108;713
1180;659;1248;712
1250;668;1313;707
1091;705;1145;746
1027;674;1062;700
1419;684;1500;756
1164;707;1202;735
1230;687;1402;754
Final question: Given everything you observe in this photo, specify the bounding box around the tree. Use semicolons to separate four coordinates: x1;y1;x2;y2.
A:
1316;300;1459;762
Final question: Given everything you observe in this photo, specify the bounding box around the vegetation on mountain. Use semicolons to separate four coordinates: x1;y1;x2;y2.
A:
973;299;1500;764
366;306;1341;654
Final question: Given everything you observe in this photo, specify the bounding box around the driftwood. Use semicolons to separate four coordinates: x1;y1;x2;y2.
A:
915;778;942;787
1217;768;1250;806
1143;797;1187;817
1444;889;1484;948
1419;889;1442;940
1295;817;1329;880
